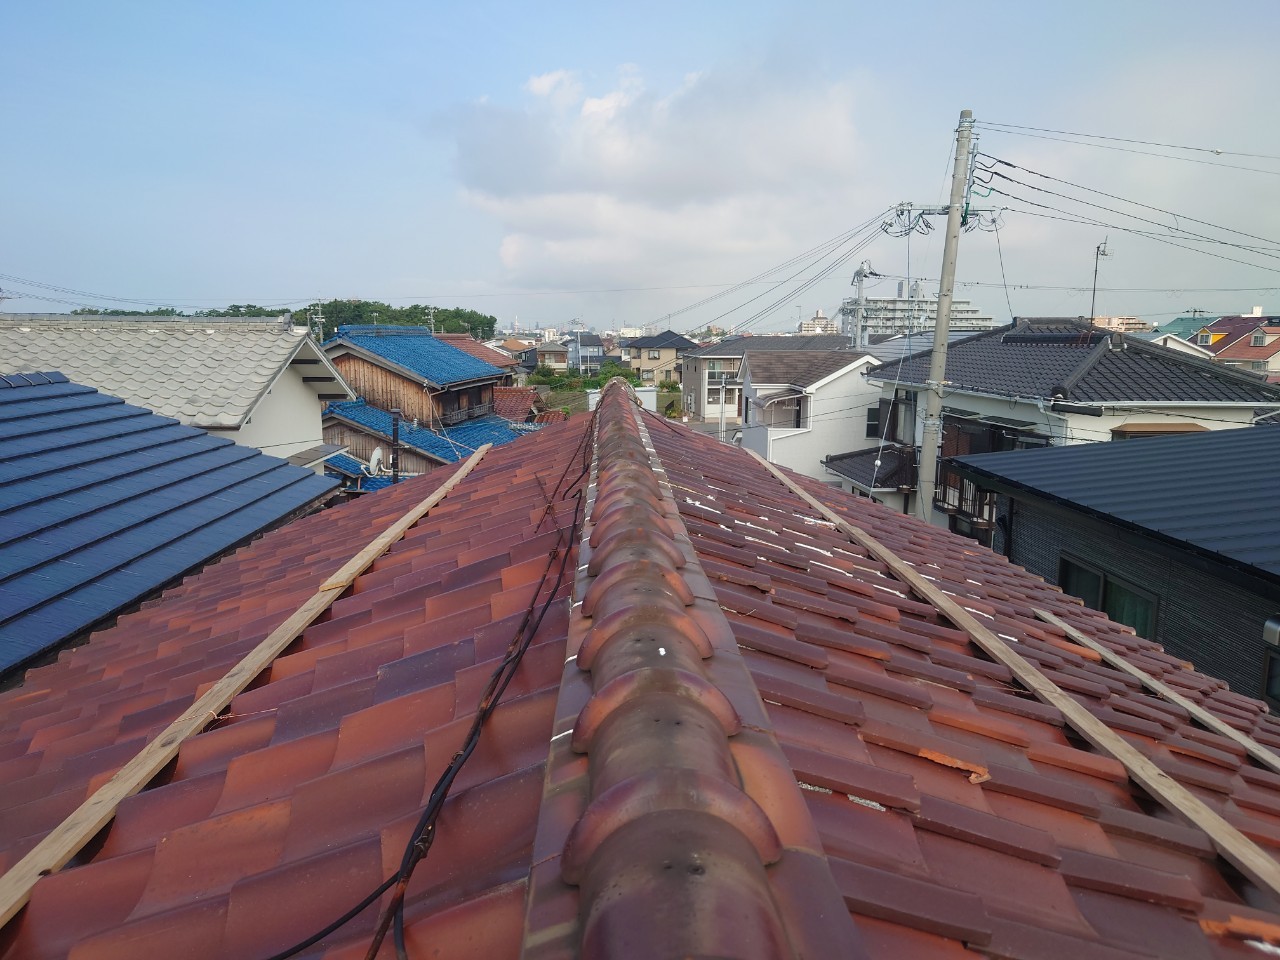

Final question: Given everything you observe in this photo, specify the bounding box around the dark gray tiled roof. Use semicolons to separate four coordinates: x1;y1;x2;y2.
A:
684;334;852;359
873;319;1280;405
823;444;915;490
744;351;867;388
625;330;699;350
952;427;1280;580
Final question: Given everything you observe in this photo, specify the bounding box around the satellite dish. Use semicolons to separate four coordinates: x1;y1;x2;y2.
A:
366;446;386;476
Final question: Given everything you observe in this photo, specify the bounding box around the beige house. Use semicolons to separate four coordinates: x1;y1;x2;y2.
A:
621;330;699;384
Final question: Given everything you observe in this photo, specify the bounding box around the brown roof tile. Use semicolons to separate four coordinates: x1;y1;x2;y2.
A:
5;380;1280;957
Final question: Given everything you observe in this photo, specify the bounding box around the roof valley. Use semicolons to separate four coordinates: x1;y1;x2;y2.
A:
521;382;861;958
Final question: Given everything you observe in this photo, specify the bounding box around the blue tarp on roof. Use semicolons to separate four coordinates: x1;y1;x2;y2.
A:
328;325;504;387
325;400;533;464
0;372;338;675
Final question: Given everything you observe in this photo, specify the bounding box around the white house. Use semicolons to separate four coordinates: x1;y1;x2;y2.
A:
739;350;879;481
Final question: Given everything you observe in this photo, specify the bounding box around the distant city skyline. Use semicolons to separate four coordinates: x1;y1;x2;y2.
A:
3;1;1278;333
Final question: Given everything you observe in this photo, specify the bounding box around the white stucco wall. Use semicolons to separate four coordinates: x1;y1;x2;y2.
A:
741;361;880;481
224;365;329;462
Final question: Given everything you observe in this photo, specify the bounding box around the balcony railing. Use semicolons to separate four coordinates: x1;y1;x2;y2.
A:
439;401;494;426
934;461;996;525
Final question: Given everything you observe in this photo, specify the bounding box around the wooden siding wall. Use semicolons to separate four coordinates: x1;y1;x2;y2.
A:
331;356;437;423
323;421;439;476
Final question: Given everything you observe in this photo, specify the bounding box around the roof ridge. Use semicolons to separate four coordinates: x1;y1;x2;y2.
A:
521;380;858;958
1056;336;1113;397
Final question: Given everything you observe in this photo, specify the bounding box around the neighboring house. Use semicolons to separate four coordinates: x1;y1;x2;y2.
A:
6;379;1280;957
0;315;354;464
566;332;605;375
0;372;337;676
682;334;851;424
535;341;569;372
948;428;1280;704
739;350;879;480
868;317;1280;529
323;399;533;476
323;325;507;427
1215;325;1280;379
1152;315;1213;339
1192;312;1277;352
1128;330;1216;358
622;330;699;384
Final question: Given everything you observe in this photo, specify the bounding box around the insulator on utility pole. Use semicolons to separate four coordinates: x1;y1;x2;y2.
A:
915;109;975;523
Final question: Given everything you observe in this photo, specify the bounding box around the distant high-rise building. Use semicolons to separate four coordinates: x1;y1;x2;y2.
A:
797;308;839;335
839;285;997;345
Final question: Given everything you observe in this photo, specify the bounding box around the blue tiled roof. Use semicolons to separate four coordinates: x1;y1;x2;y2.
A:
325;400;533;464
325;452;366;476
0;372;338;675
327;325;504;387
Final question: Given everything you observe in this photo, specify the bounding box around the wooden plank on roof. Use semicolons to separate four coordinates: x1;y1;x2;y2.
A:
1034;607;1280;776
742;448;1280;902
0;444;493;929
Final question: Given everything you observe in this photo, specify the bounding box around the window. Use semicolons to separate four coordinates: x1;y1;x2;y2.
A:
1254;332;1268;347
1253;360;1269;372
648;350;662;360
1264;649;1280;708
1197;332;1212;345
866;404;881;439
1059;556;1156;638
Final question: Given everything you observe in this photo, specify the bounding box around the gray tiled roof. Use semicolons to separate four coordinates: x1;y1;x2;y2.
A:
685;334;851;359
872;318;1280;405
744;350;867;388
0;317;325;429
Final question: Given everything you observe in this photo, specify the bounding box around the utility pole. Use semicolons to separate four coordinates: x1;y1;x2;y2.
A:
390;408;402;484
427;306;436;334
1090;239;1110;323
719;382;727;444
848;262;876;348
915;109;975;523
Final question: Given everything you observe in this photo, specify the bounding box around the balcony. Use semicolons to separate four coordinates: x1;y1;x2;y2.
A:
934;461;996;525
439;401;494;426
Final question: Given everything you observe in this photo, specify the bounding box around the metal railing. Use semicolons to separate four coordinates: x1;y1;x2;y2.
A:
934;461;996;524
439;401;494;426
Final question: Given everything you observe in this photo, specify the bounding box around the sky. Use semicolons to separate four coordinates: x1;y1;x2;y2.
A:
3;0;1279;334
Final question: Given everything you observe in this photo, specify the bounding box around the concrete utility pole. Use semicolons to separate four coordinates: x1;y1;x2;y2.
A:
915;109;975;523
849;262;874;348
1090;239;1110;322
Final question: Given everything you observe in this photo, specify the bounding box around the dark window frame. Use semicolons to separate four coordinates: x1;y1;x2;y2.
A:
1058;553;1158;639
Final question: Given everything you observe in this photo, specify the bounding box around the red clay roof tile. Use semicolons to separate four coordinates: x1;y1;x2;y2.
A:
5;380;1280;957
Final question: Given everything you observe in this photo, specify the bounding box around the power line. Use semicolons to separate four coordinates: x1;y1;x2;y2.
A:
974;125;1280;177
979;155;1280;248
977;122;1280;162
995;201;1280;275
980;167;1280;259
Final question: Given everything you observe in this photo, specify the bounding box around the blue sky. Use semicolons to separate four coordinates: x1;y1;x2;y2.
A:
3;1;1278;331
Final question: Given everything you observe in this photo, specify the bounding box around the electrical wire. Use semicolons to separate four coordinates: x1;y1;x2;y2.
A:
976;122;1280;162
979;155;1280;248
973;125;1280;177
262;415;593;960
992;221;1016;322
995;201;1280;275
980;167;1280;259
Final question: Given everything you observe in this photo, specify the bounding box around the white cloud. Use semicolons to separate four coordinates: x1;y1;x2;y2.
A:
452;63;878;300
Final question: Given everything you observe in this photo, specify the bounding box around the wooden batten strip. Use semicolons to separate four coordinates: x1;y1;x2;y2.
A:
743;449;1280;901
0;444;492;928
1034;607;1280;776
